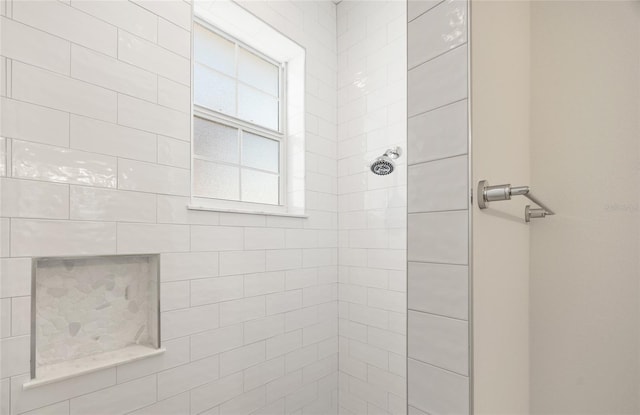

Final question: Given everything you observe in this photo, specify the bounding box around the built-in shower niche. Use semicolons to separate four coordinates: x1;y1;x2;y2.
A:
27;254;162;388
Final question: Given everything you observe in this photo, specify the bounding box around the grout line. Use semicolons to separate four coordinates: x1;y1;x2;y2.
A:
407;97;467;121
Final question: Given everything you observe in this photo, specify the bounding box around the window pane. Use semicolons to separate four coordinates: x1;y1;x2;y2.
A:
194;64;236;116
193;117;239;163
194;24;235;76
242;169;279;205
238;47;279;96
242;132;279;173
194;159;239;200
238;84;279;130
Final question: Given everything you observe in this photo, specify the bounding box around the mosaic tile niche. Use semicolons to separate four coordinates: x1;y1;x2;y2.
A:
31;254;160;385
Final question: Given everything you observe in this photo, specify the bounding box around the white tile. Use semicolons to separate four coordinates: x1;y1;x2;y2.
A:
157;136;190;168
117;223;189;254
0;218;8;257
0;299;9;338
244;271;285;297
190;225;244;252
0;335;29;377
266;330;302;359
70;115;157;162
219;386;265;415
408;311;468;375
408;0;467;68
161;303;219;340
243;357;284;391
157;355;219;400
266;249;302;271
0;138;6;177
244;228;286;250
118;158;189;196
266;290;302;315
13;0;117;56
303;319;337;346
244;315;284;343
118;31;190;86
12;61;117;122
368;326;405;355
220;341;265;376
157;196;220;225
266;370;302;403
70;186;156;223
190;276;244;306
118;94;190;140
367;287;405;313
161;252;219;282
0;16;70;75
70;0;158;43
69;375;155;415
408;358;469;415
407;0;443;21
349;340;387;371
71;44;157;102
11;219;116;257
220;296;265;326
12;140;116;187
408;156;468;213
0;258;31;298
11;370;115;415
158;19;190;58
132;1;191;30
189;373;244;415
22;400;70;415
116;337;190;383
219;251;266;276
158;77;191;113
160;281;189;311
407;210;468;265
0;178;68;219
190;325;243;361
128;393;189;415
303;284;336;307
408;99;468;165
11;296;30;337
1;98;69;147
408;262;468;320
407;45;467;117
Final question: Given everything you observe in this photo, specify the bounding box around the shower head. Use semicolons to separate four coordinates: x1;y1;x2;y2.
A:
370;147;401;176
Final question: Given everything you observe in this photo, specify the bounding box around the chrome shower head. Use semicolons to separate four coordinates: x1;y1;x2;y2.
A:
370;147;401;176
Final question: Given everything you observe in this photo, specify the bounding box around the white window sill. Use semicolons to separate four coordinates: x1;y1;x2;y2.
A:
24;345;165;389
187;204;308;218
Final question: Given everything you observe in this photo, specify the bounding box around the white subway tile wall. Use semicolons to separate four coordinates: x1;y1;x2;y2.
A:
336;1;407;414
406;1;470;414
0;1;339;414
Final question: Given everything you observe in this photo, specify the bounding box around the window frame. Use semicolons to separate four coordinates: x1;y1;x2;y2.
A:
191;17;288;211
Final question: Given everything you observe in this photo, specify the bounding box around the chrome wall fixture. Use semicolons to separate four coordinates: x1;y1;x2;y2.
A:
477;180;555;222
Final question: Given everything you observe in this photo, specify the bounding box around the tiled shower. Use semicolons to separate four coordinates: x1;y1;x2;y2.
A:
0;0;472;414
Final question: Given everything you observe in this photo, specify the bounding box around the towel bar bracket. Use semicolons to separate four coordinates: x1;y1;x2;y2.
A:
477;180;555;222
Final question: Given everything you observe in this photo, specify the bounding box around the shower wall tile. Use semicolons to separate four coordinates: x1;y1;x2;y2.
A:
12;0;117;56
12;140;117;188
70;115;157;163
2;0;339;413
0;178;69;220
0;98;69;147
407;0;470;412
11;219;116;257
12;61;117;123
0;17;70;75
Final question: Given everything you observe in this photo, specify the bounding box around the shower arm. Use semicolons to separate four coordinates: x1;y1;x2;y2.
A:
477;180;555;222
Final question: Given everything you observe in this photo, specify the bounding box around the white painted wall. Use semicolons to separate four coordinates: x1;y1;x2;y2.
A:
336;1;407;414
0;1;339;414
530;2;640;412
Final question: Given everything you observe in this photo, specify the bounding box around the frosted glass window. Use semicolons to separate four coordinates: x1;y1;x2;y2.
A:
242;132;279;173
242;169;279;205
238;47;279;96
193;159;239;200
238;84;279;131
194;24;235;76
194;117;239;163
194;64;236;116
